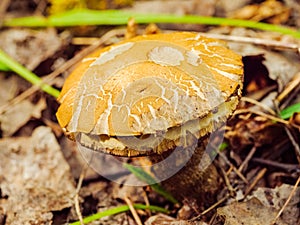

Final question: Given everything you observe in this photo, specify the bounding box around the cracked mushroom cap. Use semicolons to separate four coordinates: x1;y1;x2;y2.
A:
56;32;243;156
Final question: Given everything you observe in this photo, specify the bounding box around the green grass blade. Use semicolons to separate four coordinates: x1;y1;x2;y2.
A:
123;163;179;204
0;61;11;71
0;48;60;98
69;203;169;225
280;102;300;119
3;9;300;39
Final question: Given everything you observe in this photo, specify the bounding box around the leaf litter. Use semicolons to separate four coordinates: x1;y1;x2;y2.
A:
0;0;300;224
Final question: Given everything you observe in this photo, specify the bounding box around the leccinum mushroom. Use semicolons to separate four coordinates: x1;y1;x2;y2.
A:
56;32;243;207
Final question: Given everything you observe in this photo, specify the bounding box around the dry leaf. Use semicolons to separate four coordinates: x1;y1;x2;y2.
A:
250;184;300;225
0;100;35;137
215;198;288;225
0;97;47;137
0;28;64;70
0;75;18;106
230;0;291;24
0;126;75;224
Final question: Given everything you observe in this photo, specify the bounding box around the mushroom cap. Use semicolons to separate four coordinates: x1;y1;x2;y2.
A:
56;32;243;156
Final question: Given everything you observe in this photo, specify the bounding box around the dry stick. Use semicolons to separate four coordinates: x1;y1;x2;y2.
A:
0;28;126;114
284;126;300;164
271;175;300;225
142;190;151;216
190;195;229;221
234;108;290;125
124;196;143;225
221;168;235;196
244;168;267;197
219;152;249;184
280;84;300;112
200;32;300;53
238;146;257;173
74;165;88;225
276;72;300;109
241;96;277;115
33;0;48;15
252;157;300;172
0;0;10;27
273;93;300;164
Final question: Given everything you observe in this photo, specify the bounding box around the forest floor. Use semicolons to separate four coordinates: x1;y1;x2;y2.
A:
0;0;300;224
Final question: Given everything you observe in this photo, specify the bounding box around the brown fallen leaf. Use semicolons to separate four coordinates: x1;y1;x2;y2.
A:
250;184;300;225
0;28;64;71
214;198;288;225
0;126;76;224
230;0;291;24
0;97;47;137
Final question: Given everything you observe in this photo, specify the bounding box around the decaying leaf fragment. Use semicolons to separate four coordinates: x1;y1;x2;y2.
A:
215;198;288;225
0;126;75;224
251;184;300;225
0;28;64;71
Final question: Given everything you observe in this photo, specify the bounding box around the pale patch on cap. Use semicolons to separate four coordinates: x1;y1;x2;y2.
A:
186;49;202;66
91;42;134;66
148;46;184;66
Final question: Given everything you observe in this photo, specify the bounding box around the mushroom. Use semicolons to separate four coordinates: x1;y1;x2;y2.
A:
56;32;243;207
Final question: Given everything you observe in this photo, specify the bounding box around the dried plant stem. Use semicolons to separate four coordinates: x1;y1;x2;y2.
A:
234;108;289;125
219;152;248;184
244;168;267;197
238;146;257;173
201;32;300;53
74;165;88;225
190;195;229;221
252;158;300;172
124;196;143;225
241;96;276;115
284;126;300;164
0;0;10;27
271;176;300;225
276;72;300;107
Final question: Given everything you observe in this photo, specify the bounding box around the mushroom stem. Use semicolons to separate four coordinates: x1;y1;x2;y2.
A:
148;137;221;208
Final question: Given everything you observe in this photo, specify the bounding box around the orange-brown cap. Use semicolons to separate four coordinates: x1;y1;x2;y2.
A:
56;32;243;156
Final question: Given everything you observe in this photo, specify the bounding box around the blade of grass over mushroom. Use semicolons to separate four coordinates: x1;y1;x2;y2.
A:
0;48;60;98
3;9;300;39
123;163;179;204
280;102;300;119
69;204;169;225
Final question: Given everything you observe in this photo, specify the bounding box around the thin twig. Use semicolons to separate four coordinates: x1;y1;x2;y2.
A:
284;127;300;164
276;72;300;109
190;195;229;221
200;32;300;53
271;175;300;225
219;152;249;184
0;0;10;27
252;157;300;172
221;168;235;196
238;146;257;173
142;189;151;216
74;165;88;225
244;168;267;197
124;196;143;225
233;108;289;125
241;96;276;115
